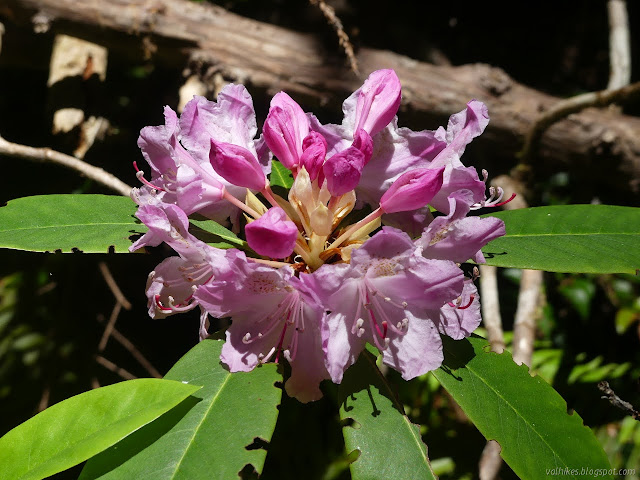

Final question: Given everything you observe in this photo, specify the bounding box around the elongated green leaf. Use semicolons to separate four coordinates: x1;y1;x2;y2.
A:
0;379;201;480
481;205;640;273
80;339;282;479
269;160;294;189
432;336;613;480
188;218;247;249
0;194;143;253
338;350;436;480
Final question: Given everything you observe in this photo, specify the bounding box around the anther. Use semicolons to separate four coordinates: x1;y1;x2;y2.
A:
356;318;365;328
242;333;252;344
357;328;366;337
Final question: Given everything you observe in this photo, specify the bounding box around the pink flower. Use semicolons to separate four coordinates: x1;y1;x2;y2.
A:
194;251;330;402
310;227;464;382
130;69;506;402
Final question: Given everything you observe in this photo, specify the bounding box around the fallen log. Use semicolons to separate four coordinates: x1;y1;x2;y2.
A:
3;0;640;202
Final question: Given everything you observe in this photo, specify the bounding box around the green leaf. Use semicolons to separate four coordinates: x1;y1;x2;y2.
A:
270;160;294;189
432;335;613;480
0;379;201;480
188;218;247;249
80;339;282;479
0;195;143;253
481;205;640;273
338;350;436;480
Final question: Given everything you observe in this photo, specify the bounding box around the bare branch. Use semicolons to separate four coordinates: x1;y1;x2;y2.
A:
99;262;132;310
479;265;505;354
607;0;631;90
96;355;137;380
101;323;163;379
479;441;503;480
98;301;122;352
598;381;640;421
518;81;640;166
309;0;358;74
0;134;132;196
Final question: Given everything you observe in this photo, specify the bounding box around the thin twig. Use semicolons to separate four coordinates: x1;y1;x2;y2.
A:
479;265;505;354
518;81;640;165
99;301;123;351
37;385;50;412
479;441;503;480
607;0;631;90
99;262;132;310
0;134;132;196
95;355;137;380
108;327;162;378
511;269;543;367
309;0;359;74
598;381;640;421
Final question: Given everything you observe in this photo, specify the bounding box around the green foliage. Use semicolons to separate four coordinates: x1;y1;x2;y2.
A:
482;205;640;273
0;195;143;253
338;350;437;480
80;339;282;479
432;335;613;480
269;160;294;189
188;217;248;249
0;379;201;480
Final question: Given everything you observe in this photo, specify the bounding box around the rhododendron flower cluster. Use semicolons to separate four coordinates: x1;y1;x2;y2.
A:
130;69;507;402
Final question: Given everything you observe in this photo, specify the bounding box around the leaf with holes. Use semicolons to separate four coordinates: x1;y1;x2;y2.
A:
80;339;282;480
0;379;201;480
0;195;143;253
338;350;437;480
269;160;294;189
432;335;613;480
481;205;640;273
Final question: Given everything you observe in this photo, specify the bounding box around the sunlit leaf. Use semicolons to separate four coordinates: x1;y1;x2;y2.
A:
188;218;247;249
481;205;640;273
269;160;294;189
0;195;143;253
80;339;282;479
338;350;437;480
432;335;613;480
0;379;201;480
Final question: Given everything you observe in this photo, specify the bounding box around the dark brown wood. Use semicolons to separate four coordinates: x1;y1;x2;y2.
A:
3;0;640;200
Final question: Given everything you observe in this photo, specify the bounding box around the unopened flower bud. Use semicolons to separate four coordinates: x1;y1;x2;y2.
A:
263;92;309;170
355;69;401;137
379;167;444;213
209;140;266;191
245;207;298;259
322;147;366;197
300;131;327;181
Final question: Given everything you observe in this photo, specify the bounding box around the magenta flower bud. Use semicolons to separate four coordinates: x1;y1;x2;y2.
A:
245;207;299;259
379;167;445;213
323;147;366;197
352;128;373;165
209;140;266;191
355;69;402;137
263;92;309;170
300;131;327;181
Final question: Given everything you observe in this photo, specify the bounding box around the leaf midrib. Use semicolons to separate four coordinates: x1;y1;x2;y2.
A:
0;222;136;233
441;349;586;475
169;373;232;478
